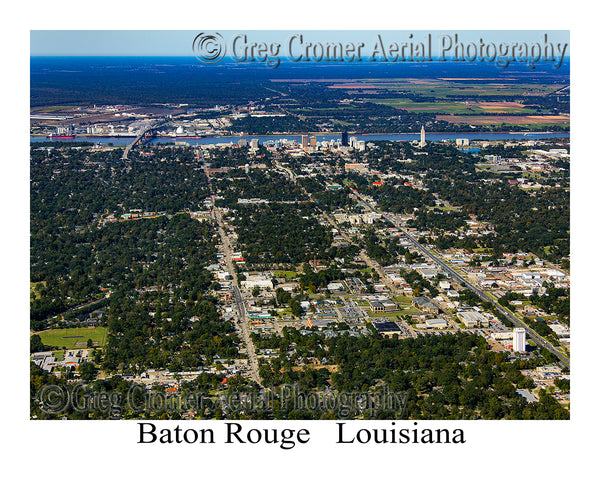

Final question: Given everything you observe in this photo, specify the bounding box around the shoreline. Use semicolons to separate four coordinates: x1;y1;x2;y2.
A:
30;130;570;140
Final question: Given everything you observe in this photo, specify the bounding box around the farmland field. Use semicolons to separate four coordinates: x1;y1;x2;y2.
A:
372;98;538;114
436;114;570;125
330;78;563;97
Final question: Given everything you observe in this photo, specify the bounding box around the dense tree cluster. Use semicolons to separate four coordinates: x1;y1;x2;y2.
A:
215;169;308;206
252;330;568;419
31;144;216;329
408;209;469;233
102;291;238;373
356;182;437;214
232;204;332;267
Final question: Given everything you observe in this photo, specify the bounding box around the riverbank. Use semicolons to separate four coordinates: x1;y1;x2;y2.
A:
31;131;570;146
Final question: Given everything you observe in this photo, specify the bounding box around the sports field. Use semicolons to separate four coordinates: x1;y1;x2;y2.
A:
35;326;107;349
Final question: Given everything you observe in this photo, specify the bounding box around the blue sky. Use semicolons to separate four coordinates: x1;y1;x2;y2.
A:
31;30;569;57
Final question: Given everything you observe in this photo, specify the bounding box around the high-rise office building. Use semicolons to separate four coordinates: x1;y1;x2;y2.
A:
513;328;526;352
309;136;317;148
301;135;309;149
419;126;426;147
341;131;349;146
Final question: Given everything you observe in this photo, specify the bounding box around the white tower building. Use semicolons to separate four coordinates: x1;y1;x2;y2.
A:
513;328;526;352
419;126;426;147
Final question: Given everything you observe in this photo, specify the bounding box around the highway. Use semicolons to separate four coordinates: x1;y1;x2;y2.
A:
237;157;568;368
349;190;570;369
273;160;296;184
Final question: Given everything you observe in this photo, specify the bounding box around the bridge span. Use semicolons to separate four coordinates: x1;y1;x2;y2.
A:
121;121;164;159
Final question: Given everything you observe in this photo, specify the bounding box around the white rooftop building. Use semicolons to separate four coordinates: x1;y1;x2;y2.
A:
513;328;527;352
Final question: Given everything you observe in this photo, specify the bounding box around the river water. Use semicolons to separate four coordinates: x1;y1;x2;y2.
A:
31;131;569;147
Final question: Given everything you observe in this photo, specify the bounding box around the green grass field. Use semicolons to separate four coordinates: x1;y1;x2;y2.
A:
426;206;457;212
368;311;403;318
372;98;538;115
391;295;422;315
360;80;560;98
36;327;107;349
30;105;82;113
400;307;422;315
273;270;298;279
392;294;413;306
360;296;423;317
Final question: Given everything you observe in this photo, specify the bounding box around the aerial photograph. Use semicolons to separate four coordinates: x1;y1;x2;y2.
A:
30;30;571;422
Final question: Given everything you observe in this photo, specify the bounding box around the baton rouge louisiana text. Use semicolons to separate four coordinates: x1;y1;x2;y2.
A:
138;422;466;449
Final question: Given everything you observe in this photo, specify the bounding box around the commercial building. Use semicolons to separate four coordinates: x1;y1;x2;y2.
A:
412;296;440;314
368;300;382;313
369;299;397;313
371;319;401;335
491;332;513;340
457;310;489;328
513;328;527;352
341;131;349;146
425;318;448;329
241;274;273;289
344;163;369;173
327;282;345;291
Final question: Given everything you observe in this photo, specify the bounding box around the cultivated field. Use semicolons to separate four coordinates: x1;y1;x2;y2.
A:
331;79;562;97
436;114;570;125
372;98;537;115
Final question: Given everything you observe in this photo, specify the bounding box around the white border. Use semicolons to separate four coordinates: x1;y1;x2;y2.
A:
4;0;597;477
